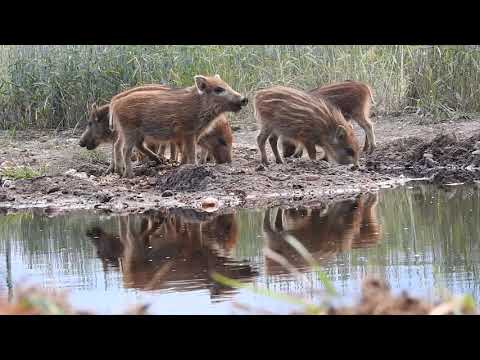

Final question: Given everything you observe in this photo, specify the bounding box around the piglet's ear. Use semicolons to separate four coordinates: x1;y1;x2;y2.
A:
194;75;208;94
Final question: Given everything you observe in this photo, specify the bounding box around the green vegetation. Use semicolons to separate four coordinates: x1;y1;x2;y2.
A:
0;45;479;130
0;165;45;180
74;148;109;164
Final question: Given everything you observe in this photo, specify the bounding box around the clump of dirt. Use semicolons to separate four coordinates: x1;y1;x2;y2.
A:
0;286;149;315
75;162;108;177
367;131;480;184
328;277;477;315
329;278;432;315
156;164;220;192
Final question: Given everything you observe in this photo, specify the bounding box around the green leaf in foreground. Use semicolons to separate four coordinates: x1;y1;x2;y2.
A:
0;165;43;180
211;272;325;315
459;294;476;314
283;235;337;296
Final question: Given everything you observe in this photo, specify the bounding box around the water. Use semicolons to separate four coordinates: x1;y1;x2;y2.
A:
1;184;480;314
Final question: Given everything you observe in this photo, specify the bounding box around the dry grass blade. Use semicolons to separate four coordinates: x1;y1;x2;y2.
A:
263;247;311;284
211;272;324;314
282;234;336;296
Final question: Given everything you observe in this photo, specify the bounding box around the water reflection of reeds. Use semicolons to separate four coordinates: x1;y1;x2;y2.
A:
0;184;479;309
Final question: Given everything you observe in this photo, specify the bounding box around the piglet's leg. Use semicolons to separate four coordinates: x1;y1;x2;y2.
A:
138;142;163;164
257;127;271;165
268;135;283;164
182;135;197;164
304;142;317;160
198;147;209;164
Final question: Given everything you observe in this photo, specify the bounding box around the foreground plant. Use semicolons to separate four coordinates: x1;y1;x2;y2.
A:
212;234;478;315
0;165;45;180
0;287;149;315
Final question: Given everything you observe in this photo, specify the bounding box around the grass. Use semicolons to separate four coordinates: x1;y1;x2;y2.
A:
213;234;339;314
74;148;109;164
7;127;16;139
1;45;480;130
212;241;478;315
0;165;46;180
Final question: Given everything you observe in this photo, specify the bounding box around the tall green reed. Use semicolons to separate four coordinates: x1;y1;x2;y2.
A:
1;45;479;130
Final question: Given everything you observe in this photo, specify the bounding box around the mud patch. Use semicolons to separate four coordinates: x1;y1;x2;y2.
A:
328;278;477;315
367;131;480;184
75;162;108;177
157;165;219;192
2;120;480;213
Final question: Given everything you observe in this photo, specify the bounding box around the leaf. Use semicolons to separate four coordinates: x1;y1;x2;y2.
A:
211;272;324;313
283;235;337;296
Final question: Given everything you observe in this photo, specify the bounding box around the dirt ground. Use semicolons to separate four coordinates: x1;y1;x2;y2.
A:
1;115;480;214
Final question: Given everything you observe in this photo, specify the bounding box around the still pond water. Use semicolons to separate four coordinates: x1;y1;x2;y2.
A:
0;184;479;314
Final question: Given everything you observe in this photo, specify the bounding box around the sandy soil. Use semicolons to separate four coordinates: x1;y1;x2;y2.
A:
1;115;480;214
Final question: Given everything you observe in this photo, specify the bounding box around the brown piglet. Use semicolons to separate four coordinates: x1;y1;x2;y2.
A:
197;114;233;164
254;86;360;167
282;80;375;159
110;75;247;177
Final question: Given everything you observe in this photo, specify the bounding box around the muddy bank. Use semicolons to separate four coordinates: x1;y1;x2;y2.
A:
0;154;398;215
1;116;480;213
367;132;480;184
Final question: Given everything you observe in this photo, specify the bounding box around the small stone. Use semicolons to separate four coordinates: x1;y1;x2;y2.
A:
2;180;14;189
425;157;437;167
98;193;113;203
64;169;77;176
46;186;60;194
255;165;265;172
292;184;303;190
65;168;88;179
162;190;174;197
0;161;15;169
200;197;219;212
472;150;480;155
423;153;434;159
